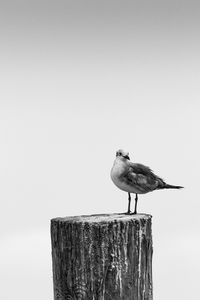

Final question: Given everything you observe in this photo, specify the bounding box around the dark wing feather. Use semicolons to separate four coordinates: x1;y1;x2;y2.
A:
125;162;165;192
129;163;155;176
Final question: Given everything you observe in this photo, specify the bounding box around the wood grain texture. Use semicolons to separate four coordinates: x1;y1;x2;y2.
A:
51;213;153;300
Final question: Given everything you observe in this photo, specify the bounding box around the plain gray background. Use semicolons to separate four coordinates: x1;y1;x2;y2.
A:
0;1;199;299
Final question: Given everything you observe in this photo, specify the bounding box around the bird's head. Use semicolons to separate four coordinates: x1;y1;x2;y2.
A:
116;149;130;160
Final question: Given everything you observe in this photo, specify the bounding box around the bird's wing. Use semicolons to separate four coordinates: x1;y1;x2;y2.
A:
124;163;165;192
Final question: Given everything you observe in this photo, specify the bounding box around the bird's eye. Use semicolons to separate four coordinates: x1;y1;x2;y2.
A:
118;152;121;156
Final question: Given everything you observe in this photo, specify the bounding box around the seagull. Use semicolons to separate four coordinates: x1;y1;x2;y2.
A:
111;149;183;214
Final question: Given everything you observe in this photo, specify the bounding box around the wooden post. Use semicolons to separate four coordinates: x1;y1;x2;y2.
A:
51;213;153;300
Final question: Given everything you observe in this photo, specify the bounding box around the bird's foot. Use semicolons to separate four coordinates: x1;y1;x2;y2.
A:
125;211;137;215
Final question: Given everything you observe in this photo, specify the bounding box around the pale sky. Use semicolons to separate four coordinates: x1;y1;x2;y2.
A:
0;1;200;299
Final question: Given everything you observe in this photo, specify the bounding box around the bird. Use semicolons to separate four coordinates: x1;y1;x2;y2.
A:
110;149;183;214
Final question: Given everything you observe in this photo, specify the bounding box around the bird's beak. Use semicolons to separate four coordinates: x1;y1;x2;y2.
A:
124;155;130;160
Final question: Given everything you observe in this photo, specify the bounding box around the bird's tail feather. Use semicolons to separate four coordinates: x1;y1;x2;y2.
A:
162;184;184;189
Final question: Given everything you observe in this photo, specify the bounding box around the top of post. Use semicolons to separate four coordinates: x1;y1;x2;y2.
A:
51;213;152;224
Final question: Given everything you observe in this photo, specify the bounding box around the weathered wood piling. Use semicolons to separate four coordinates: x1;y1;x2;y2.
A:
51;213;153;300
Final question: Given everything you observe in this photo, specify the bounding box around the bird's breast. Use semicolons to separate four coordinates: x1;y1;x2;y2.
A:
111;161;132;192
110;159;147;194
110;160;126;181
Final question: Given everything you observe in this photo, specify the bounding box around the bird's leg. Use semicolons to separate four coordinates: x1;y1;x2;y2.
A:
127;192;131;214
133;194;138;214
